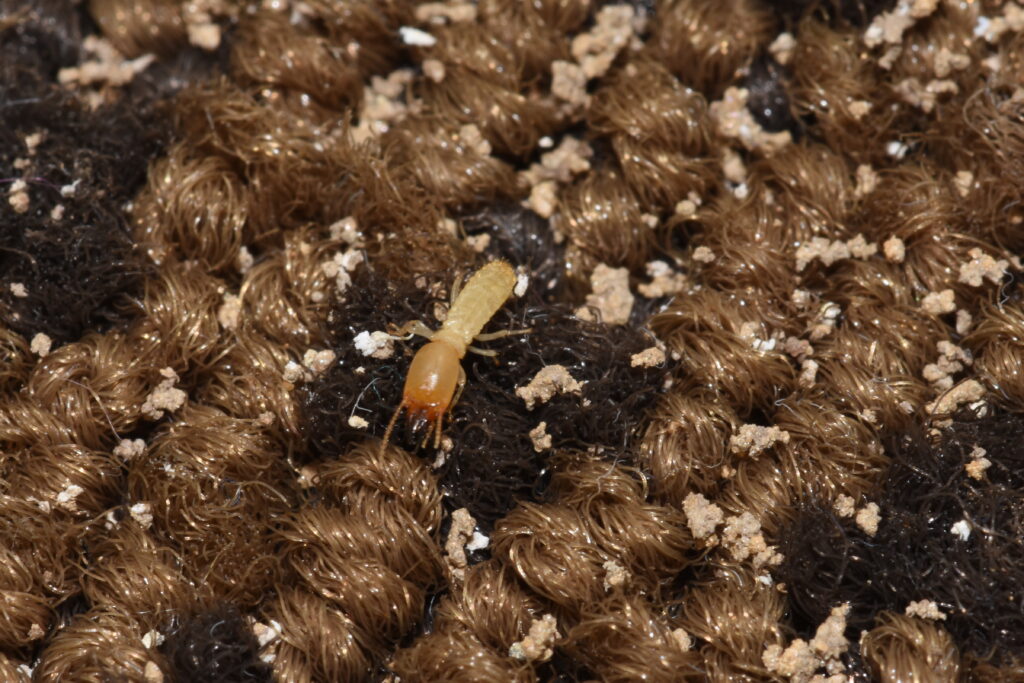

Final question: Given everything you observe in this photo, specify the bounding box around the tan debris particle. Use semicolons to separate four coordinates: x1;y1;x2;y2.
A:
526;180;558;219
422;58;445;83
958;247;1009;287
810;603;851;659
282;361;304;384
142;368;187;419
521;136;593;186
906;599;946;620
217;293;241;330
465;233;491;253
955;309;973;336
30;332;52;358
966;456;991;480
928;379;985;416
347;415;369;430
730;424;791;458
8;178;29;213
682;492;724;540
854;164;878;198
921;289;955;315
895;77;958;113
114;438;146;461
711;87;792;154
414;1;477;23
509;614;558;663
795;237;850;272
576;263;634;325
50;204;65;220
459;123;491;157
883;236;906;263
444;507;476;582
692;246;716;263
638;260;687;298
849;99;872;120
763;640;818;680
855;502;881;536
56;484;85;512
783;337;813;359
9;282;27;298
722;512;782;568
58;36;156;88
551;59;588;108
28;623;45;640
846;234;878;259
769;32;796;64
799;359;820;388
834;494;856;518
954;170;974;197
187;22;221;51
602;559;629;591
130;502;154;529
236;246;254;274
144;661;164;683
571;5;635;79
516;365;583;410
671;628;692;652
528;421;552;452
302;349;336;376
630;346;665;368
721;147;747;184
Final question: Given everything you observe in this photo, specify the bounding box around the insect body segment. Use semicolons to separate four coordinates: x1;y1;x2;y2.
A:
381;261;521;451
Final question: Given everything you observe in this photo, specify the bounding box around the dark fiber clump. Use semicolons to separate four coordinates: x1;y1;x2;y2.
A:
161;605;272;683
0;9;182;346
778;411;1024;666
744;54;798;136
301;262;668;524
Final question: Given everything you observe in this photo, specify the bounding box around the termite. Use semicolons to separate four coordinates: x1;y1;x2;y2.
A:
380;260;526;452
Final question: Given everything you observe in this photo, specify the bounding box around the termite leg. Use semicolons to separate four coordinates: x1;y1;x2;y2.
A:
433;366;467;449
466;345;498;357
473;327;533;342
380;398;408;454
387;320;436;341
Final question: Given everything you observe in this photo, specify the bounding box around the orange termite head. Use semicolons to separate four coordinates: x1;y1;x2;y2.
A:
381;340;462;452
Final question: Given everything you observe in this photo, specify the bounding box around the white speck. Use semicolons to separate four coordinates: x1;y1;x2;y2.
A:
950;519;970;541
514;272;529;297
347;415;369;429
283;360;304;383
130;502;154;529
59;179;81;197
733;182;749;200
466;531;490;552
757;574;773;586
141;630;165;649
886;140;908;158
538;136;554;148
399;26;436;46
974;16;991;37
752;337;777;353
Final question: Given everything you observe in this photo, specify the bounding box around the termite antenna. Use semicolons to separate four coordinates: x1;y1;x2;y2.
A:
380;399;407;455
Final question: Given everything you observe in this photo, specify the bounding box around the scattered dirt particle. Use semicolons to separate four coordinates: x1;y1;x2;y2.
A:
551;59;589;108
958;247;1009;286
602;559;629;591
217;293;241;330
414;1;477;23
570;5;636;79
730;424;791;458
795;237;850;272
692;246;716;263
906;599;946;620
954;170;974;197
509;614;558;663
444;507;477;583
711;86;792;154
236;246;254;274
854;164;878;198
576;263;634;325
846;234;878;259
769;32;796;65
57;36;155;90
883;236;906;263
682;492;724;540
630;346;665;368
955;309;973;335
9;282;27;298
347;415;369;430
525;180;558;219
114;438;146;461
671;628;692;652
422;58;445;83
528;421;552;452
8;179;29;213
928;378;985;416
638;260;687;298
354;330;395;359
855;502;880;536
516;365;583;410
130;502;154;529
302;349;336;376
30;332;52;358
722;512;782;568
142;368;187;420
834;494;856;518
921;289;955;315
